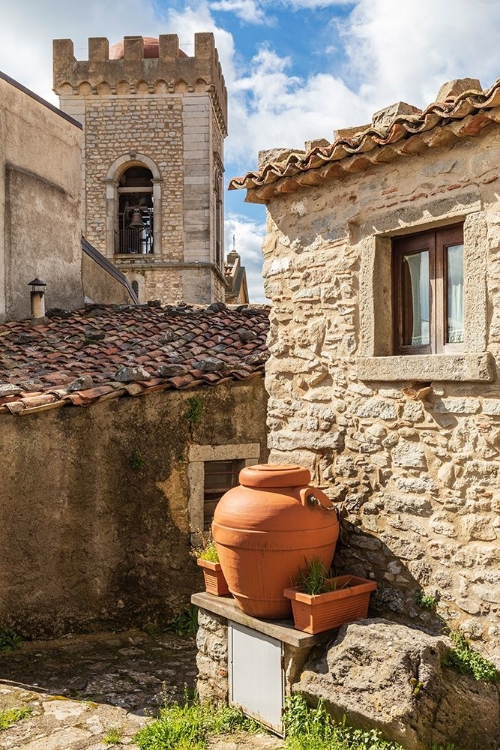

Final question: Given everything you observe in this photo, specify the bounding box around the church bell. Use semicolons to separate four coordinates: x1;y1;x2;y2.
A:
129;208;145;229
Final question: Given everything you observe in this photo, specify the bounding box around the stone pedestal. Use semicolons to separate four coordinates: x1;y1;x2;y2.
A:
192;592;333;706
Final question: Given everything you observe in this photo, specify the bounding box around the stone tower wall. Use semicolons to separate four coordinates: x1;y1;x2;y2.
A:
53;34;227;305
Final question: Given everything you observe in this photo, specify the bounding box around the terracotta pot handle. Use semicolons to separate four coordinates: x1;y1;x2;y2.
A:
299;488;338;516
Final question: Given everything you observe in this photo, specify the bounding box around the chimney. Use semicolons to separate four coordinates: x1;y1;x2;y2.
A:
28;278;47;319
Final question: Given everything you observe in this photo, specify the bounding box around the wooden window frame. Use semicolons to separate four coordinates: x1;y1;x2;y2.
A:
392;224;464;355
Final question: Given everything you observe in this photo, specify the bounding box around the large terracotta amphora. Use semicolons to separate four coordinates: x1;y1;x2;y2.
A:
212;464;339;619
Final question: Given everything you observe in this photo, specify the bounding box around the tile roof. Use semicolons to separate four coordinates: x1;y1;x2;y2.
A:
229;76;500;203
0;302;269;417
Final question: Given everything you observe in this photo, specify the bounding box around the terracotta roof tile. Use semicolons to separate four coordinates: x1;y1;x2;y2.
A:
229;76;500;203
0;303;269;416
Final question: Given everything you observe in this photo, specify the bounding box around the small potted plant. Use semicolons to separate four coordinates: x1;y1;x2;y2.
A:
284;558;377;634
194;538;231;597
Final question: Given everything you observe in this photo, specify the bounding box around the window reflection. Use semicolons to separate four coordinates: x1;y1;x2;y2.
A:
402;251;430;347
447;244;464;343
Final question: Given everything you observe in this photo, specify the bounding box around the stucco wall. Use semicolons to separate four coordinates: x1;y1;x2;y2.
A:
262;125;500;665
0;379;268;637
82;250;133;304
0;74;83;321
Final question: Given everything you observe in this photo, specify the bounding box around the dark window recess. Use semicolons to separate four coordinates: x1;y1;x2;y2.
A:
204;459;245;530
392;225;464;355
116;166;154;255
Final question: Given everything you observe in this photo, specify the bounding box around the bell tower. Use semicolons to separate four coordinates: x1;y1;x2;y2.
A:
53;34;228;304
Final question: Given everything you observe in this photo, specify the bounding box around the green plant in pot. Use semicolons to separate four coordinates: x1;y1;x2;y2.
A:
284;557;377;634
193;538;231;597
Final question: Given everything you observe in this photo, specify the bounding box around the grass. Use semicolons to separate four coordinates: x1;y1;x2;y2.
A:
442;631;499;682
166;605;199;636
102;727;124;745
284;694;403;750
134;696;258;750
0;706;32;731
0;629;22;653
295;558;331;596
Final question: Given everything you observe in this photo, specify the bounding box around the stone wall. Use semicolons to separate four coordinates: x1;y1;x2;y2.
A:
261;125;500;665
0;73;83;322
0;378;268;638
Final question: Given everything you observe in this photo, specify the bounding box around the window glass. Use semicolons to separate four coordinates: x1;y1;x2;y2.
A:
402;251;430;347
203;459;244;530
447;244;464;344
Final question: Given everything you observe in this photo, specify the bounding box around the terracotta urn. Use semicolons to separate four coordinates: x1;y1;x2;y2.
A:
212;464;340;619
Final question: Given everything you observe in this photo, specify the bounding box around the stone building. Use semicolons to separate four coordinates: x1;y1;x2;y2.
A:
231;76;500;664
53;34;229;306
0;70;83;321
0;70;135;323
0;302;269;636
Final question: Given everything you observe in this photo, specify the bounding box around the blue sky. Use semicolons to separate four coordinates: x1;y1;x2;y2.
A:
2;0;500;301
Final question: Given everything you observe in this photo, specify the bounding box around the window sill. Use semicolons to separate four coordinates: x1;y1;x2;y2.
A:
357;353;494;382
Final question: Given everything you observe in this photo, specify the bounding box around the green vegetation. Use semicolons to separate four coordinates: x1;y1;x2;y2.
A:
129;450;146;470
135;696;257;750
186;396;203;424
0;707;32;731
0;629;22;652
193;538;219;563
102;727;124;745
295;558;331;596
166;605;199;636
415;592;437;610
284;695;403;750
442;631;499;682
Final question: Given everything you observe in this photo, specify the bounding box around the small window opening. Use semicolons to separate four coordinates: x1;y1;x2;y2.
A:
203;459;245;530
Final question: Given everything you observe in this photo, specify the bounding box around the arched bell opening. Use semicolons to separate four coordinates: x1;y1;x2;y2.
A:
117;166;154;255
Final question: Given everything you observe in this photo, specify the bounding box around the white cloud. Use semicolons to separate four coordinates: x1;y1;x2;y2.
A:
344;0;500;108
225;214;268;302
210;0;268;24
4;0;500;299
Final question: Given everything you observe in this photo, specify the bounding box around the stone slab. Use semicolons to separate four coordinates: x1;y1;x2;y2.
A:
192;592;335;648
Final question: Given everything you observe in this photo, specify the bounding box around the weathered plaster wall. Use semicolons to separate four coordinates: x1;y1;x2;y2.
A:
82;242;137;304
0;379;268;637
0;75;83;322
262;126;500;664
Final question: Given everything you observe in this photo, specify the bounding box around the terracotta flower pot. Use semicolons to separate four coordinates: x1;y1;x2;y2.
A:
212;464;340;619
284;575;377;634
197;558;230;596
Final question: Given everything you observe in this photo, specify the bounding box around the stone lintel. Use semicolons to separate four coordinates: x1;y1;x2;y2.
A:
192;592;335;648
357;353;494;383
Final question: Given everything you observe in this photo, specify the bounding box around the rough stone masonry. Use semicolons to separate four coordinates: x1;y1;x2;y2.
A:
230;78;500;665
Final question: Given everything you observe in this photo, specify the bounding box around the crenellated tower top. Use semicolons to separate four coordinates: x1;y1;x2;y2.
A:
53;34;227;135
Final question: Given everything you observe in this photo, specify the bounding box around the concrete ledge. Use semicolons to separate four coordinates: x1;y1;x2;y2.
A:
357;352;494;383
192;591;334;648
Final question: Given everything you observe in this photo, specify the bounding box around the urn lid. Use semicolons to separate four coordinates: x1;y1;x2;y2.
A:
239;463;311;488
